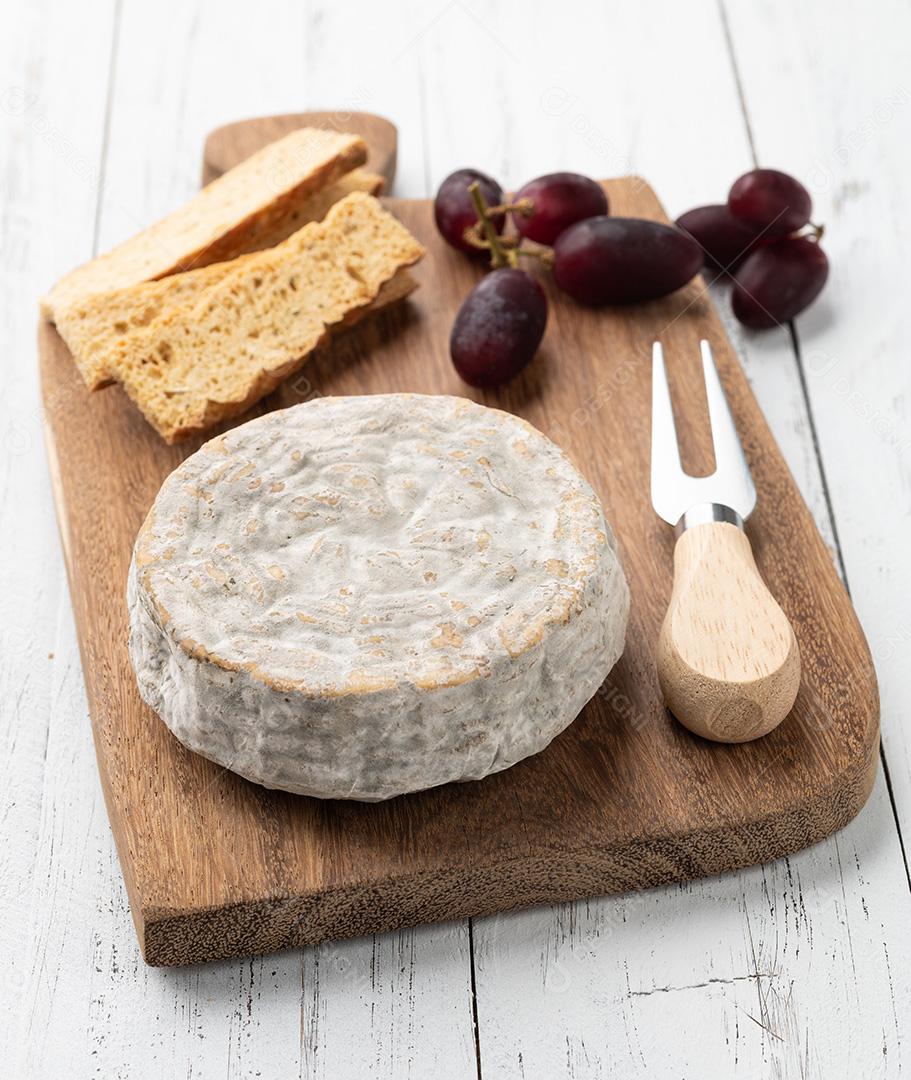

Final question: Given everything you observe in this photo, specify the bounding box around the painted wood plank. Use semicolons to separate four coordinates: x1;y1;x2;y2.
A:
472;775;910;1079
409;0;911;1074
722;0;911;843
13;598;478;1078
0;0;118;1064
13;0;477;1075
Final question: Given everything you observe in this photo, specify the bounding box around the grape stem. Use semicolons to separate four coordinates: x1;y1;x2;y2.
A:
468;181;511;268
465;184;554;270
517;243;556;270
791;222;825;243
487;197;535;219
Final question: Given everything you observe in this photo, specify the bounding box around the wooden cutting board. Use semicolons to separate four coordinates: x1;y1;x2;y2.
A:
40;116;879;967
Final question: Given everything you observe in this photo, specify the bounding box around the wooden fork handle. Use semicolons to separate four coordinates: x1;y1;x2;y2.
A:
657;520;801;743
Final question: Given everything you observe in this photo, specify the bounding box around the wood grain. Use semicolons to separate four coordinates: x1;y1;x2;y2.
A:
39;131;879;968
202;112;398;187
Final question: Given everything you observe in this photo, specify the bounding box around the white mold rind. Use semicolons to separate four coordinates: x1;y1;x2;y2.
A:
128;394;629;801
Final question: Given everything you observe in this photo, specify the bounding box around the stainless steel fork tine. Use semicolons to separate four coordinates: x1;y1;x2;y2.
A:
699;340;756;520
650;343;681;469
651;340;757;526
651;342;689;525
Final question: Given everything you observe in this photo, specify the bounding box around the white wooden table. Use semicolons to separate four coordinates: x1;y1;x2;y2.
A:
3;0;910;1075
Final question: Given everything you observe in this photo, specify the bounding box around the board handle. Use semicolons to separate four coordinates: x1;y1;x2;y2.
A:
656;520;801;742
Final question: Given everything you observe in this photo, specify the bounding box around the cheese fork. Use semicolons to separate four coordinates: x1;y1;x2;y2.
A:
651;340;801;742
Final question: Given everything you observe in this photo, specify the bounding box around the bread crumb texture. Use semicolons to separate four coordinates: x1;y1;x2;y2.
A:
55;170;389;393
59;193;424;441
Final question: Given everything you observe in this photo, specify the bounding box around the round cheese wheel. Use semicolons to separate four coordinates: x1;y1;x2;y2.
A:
128;394;629;800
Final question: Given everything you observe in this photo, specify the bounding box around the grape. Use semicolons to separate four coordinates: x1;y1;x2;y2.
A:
450;268;547;387
728;168;812;236
553;217;703;306
675;204;762;275
434;168;505;255
513;172;608;246
732;237;828;328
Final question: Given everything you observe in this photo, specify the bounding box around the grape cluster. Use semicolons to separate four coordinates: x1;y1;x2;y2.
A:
676;168;828;328
435;164;826;388
436;168;706;387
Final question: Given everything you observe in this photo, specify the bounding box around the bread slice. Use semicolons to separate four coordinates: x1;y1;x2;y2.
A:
41;128;367;321
239;167;384;253
102;192;423;443
56;168;386;391
58;261;414;393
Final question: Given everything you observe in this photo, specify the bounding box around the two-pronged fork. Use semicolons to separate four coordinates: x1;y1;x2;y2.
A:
651;340;801;742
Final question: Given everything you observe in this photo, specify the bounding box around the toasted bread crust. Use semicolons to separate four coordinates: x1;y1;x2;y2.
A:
42;128;368;321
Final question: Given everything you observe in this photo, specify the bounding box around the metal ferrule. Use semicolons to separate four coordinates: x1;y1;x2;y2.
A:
674;502;744;537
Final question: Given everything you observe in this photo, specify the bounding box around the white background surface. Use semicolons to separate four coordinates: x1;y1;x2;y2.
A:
2;0;910;1076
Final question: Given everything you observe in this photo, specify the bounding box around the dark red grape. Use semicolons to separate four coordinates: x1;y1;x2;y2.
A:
675;204;763;275
732;237;828;328
434;168;504;255
450;268;547;387
728;168;812;236
513;172;608;246
553;217;703;306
